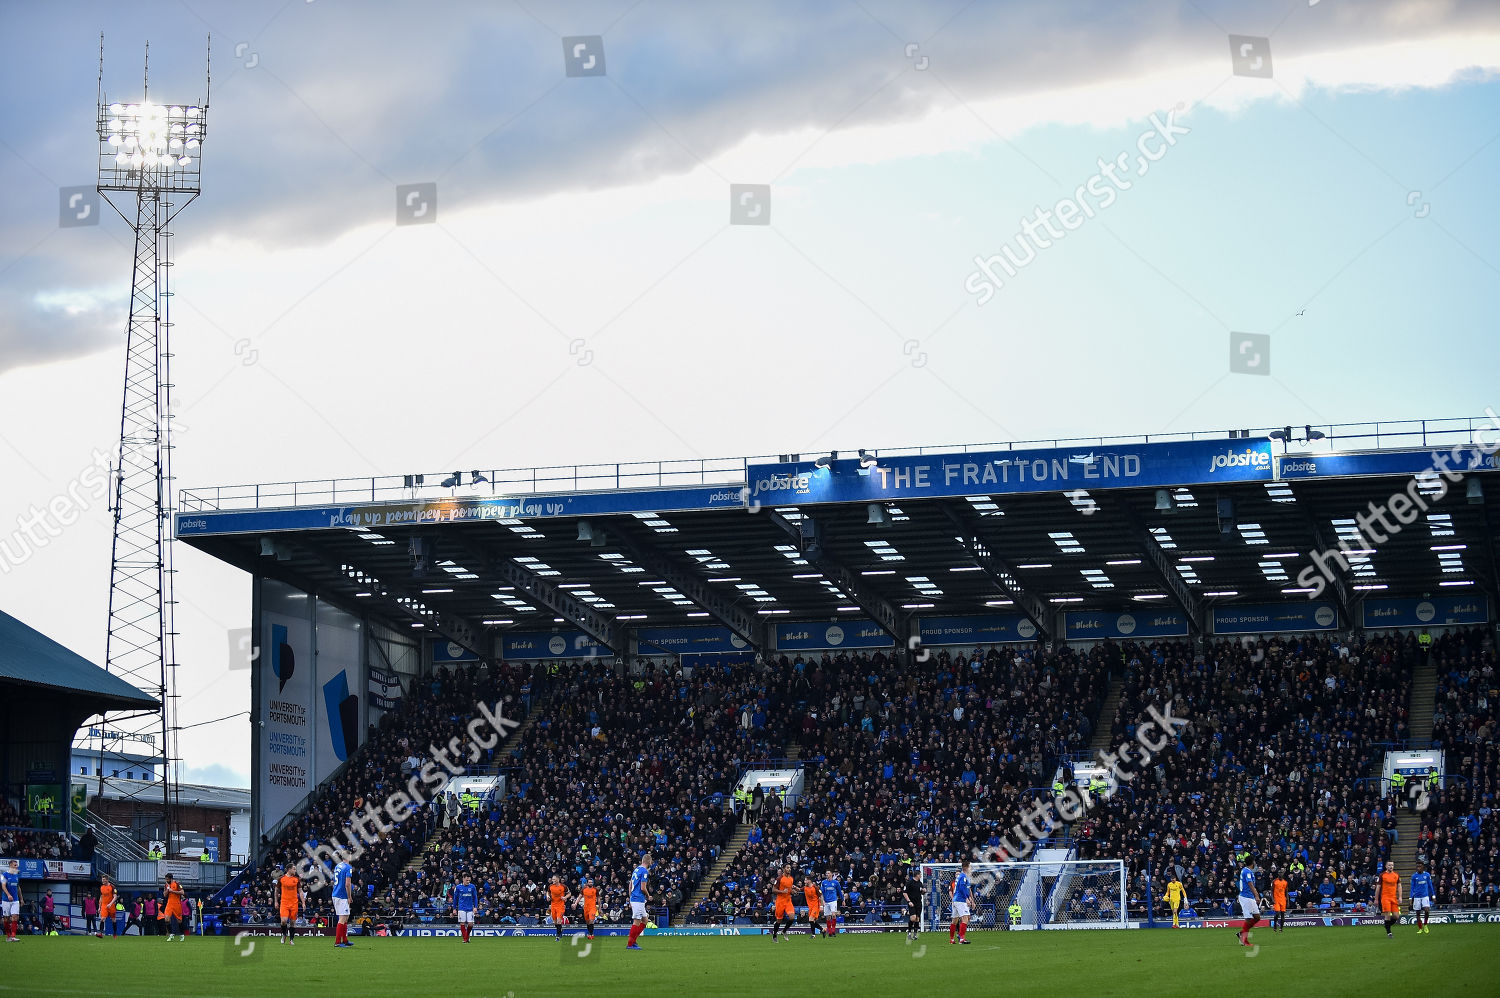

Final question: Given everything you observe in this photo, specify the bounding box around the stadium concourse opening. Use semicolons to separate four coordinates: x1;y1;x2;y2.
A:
172;418;1498;935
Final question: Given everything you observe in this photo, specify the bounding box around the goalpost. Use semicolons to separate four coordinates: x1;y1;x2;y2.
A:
919;859;1126;931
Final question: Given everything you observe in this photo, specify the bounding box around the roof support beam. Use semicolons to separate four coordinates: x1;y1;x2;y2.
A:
1474;503;1500;607
478;548;628;655
1291;494;1355;627
1111;499;1205;633
765;510;911;649
269;544;493;658
941;502;1052;639
603;523;769;651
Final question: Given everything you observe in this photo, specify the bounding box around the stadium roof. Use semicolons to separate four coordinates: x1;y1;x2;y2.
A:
94;778;250;810
176;417;1499;651
0;608;159;711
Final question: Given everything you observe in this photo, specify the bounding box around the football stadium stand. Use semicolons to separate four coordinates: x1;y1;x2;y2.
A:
177;421;1498;929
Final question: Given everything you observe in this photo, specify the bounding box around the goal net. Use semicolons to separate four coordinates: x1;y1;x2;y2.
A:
919;859;1126;931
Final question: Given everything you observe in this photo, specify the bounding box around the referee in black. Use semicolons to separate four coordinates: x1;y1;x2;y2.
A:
903;866;923;940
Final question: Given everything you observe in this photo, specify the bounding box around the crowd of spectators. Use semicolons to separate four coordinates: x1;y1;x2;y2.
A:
372;657;782;924
233;623;1499;929
1418;627;1498;907
691;643;1109;922
226;659;529;925
1080;632;1414;916
0;799;71;859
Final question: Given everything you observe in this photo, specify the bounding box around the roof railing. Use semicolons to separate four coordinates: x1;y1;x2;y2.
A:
178;415;1498;513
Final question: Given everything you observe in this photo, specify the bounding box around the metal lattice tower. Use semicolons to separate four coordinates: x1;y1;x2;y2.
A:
91;38;209;849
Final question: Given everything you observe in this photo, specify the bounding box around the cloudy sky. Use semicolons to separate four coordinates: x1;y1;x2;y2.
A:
1;0;1497;787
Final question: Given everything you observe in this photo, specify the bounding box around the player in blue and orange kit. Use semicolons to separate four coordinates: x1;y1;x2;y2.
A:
1;859;19;942
331;858;355;948
1410;862;1435;934
454;873;478;943
949;860;973;945
626;854;652;950
819;871;842;937
1237;861;1262;947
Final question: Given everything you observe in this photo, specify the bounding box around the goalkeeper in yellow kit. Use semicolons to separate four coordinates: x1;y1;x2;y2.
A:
1164;877;1186;928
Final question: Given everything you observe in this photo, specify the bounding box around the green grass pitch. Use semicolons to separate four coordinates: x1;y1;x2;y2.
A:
2;926;1497;997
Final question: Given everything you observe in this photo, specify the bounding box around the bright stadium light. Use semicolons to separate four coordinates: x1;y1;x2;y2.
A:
100;99;207;185
90;33;211;871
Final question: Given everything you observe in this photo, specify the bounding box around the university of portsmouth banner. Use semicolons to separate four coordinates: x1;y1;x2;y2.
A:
1212;602;1338;635
314;600;363;786
502;630;612;660
744;438;1273;507
775;621;893;651
257;580;315;839
915;614;1038;645
636;626;751;655
1063;610;1189;640
1361;596;1489;628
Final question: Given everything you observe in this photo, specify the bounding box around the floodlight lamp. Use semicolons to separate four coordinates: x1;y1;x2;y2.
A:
1267;429;1287;441
440;472;461;489
1305;426;1326;441
858;448;878;469
471;471;488;485
109;102;123;115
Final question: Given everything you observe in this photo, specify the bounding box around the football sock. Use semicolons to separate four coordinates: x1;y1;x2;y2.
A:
958;922;967;941
949;923;956;942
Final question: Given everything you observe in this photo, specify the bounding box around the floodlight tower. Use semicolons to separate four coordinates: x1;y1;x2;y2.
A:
93;37;208;849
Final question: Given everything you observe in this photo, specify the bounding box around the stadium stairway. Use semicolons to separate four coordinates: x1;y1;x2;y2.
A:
1407;655;1437;747
1086;677;1121;755
1390;654;1441;873
401;693;549;873
671;738;796;923
675;821;752;925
